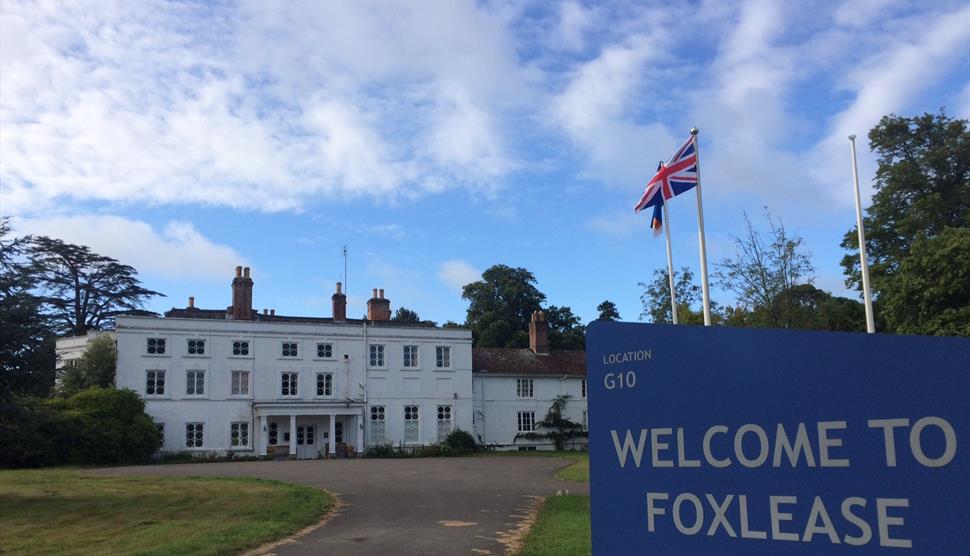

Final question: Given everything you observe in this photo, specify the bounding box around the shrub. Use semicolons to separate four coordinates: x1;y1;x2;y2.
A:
364;443;397;458
443;429;477;455
0;387;160;468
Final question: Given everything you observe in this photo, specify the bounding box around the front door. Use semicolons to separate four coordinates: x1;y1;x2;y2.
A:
296;425;317;459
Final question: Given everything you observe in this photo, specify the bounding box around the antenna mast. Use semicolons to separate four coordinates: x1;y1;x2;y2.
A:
343;246;348;296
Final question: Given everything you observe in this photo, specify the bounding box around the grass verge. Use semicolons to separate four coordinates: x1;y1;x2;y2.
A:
478;450;589;483
518;495;591;556
0;468;332;556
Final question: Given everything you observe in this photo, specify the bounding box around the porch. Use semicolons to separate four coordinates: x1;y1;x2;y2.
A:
254;401;365;459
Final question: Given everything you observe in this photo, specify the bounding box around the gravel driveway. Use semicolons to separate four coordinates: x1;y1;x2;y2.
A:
94;456;588;555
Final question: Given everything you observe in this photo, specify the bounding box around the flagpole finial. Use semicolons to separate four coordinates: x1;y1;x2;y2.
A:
690;127;698;136
848;134;856;141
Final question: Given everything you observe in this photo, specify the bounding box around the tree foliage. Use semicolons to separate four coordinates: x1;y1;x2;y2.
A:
639;266;707;325
876;228;970;336
463;265;546;348
841;111;969;336
715;210;815;328
596;300;620;321
28;236;163;335
545;305;586;350
0;387;161;468
58;334;118;396
0;218;56;397
391;307;421;324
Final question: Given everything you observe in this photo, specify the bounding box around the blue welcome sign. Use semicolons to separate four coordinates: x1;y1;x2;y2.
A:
585;322;969;555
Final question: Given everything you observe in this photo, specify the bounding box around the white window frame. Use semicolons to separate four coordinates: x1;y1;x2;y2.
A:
369;344;385;368
516;378;534;399
315;372;333;397
185;370;205;397
404;405;419;444
185;422;204;448
230;370;250;397
435;346;451;368
403;345;419;369
436;405;452;441
369;406;386;444
281;372;299;397
316;342;334;359
186;338;207;356
230;340;251;357
517;411;536;433
145;337;167;356
230;421;250;448
145;370;166;396
281;341;299;358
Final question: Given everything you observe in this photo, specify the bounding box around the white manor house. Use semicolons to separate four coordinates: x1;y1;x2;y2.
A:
57;267;588;458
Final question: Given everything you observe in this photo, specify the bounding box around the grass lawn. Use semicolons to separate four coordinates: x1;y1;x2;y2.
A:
0;468;332;556
479;450;589;483
519;495;591;556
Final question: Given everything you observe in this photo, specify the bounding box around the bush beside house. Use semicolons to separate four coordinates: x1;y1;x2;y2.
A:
0;387;161;468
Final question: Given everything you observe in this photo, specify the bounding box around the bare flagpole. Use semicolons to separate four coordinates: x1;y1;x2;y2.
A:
849;135;875;333
691;128;713;326
662;201;679;324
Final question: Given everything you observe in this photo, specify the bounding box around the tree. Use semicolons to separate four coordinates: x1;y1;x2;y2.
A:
638;266;704;324
596;300;620;321
462;265;545;348
876;228;970;336
515;394;586;451
29;236;163;335
841;112;969;335
752;284;865;333
57;334;118;396
715;210;814;328
391;307;421;324
545;305;585;350
0;218;56;397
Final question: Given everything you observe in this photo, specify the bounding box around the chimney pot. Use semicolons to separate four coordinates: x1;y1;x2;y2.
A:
366;287;391;321
243;267;250;278
188;296;195;308
263;309;268;315
270;309;275;316
235;266;242;278
336;282;342;294
231;265;254;320
332;282;347;322
379;288;384;299
372;288;378;299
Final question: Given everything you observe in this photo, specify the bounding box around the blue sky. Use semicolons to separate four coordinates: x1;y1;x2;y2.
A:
2;0;968;325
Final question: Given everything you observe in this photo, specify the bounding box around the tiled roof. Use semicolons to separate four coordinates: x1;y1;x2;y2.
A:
472;347;586;376
162;307;446;328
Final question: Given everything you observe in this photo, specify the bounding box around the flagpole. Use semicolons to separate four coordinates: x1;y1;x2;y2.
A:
849;135;875;333
662;202;678;324
691;128;713;326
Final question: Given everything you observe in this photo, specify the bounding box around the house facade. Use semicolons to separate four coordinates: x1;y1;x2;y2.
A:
58;266;587;458
472;311;588;450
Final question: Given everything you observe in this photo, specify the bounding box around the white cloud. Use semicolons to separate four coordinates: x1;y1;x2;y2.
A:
16;215;244;281
554;1;596;52
438;259;480;293
586;211;642;239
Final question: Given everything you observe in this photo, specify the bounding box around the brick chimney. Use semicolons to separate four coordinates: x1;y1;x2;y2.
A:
529;310;549;355
332;282;347;322
366;288;391;321
230;266;254;320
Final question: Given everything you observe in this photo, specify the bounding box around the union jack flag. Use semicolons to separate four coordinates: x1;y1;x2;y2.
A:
634;136;699;234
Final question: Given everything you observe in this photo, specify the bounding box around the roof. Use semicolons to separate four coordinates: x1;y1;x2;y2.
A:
472;348;586;376
162;307;447;328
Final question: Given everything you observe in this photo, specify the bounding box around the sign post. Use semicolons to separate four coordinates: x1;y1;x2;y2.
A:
586;321;969;555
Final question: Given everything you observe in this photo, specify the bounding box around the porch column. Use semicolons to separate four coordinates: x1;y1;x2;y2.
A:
259;415;268;456
356;411;364;453
289;415;297;456
329;414;337;457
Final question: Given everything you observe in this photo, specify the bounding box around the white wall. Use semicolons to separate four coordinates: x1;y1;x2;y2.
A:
113;316;472;453
472;374;588;450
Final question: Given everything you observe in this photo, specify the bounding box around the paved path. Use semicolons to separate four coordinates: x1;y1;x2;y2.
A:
94;456;588;555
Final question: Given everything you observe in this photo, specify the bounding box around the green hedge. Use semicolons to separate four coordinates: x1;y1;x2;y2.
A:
0;387;161;468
